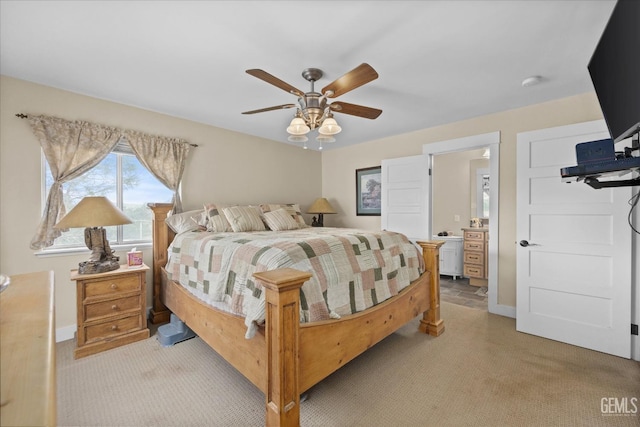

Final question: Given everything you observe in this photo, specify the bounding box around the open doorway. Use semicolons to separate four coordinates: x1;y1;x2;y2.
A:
422;131;506;317
432;148;490;310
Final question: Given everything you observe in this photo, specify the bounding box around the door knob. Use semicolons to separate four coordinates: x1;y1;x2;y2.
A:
519;240;540;247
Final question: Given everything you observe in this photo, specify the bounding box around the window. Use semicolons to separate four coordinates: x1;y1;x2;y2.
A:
43;142;173;249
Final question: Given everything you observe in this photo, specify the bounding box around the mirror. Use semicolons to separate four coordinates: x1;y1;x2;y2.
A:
476;169;490;218
469;153;490;221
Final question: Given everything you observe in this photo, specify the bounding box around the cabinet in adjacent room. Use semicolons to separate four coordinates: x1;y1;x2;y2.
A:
462;228;489;287
433;235;464;279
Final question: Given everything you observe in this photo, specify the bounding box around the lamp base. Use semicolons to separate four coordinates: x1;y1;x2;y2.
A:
311;214;324;227
78;259;120;275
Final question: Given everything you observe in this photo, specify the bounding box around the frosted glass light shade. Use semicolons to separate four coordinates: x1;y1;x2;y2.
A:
316;135;336;144
318;117;341;135
287;117;310;135
287;135;308;143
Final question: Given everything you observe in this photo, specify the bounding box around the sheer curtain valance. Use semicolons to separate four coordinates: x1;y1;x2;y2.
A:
26;114;192;250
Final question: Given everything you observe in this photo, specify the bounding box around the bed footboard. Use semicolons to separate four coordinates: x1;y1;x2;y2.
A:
417;241;445;336
253;269;312;427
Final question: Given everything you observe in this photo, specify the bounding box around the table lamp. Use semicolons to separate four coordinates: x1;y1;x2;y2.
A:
54;196;132;274
307;198;336;227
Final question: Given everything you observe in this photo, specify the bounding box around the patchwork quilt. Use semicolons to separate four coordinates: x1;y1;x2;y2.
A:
166;227;424;338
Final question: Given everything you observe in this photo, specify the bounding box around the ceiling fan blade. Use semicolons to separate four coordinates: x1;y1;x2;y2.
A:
322;63;379;98
330;101;382;119
246;69;305;98
242;104;297;114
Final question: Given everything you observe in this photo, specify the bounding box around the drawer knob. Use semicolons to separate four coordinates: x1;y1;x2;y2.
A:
110;283;117;290
111;325;118;331
111;305;118;310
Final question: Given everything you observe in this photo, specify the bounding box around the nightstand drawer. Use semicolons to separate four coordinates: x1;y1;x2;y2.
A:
84;315;142;344
84;275;141;299
84;295;141;322
464;251;484;265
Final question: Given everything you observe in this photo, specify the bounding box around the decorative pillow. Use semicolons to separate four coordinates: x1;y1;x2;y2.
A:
263;208;300;231
204;203;233;232
259;203;308;228
221;205;266;232
165;209;207;234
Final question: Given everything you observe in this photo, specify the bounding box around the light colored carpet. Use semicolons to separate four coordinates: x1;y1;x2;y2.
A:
57;302;640;426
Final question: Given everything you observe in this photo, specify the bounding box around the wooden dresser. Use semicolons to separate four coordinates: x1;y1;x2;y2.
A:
462;228;489;287
71;264;150;359
0;271;56;427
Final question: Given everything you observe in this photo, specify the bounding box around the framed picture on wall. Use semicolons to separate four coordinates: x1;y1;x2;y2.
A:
356;166;382;216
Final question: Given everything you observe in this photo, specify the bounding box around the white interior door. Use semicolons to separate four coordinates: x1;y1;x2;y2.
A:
516;120;632;358
381;155;429;242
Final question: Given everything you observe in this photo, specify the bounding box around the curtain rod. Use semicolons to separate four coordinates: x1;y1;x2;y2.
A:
15;113;198;147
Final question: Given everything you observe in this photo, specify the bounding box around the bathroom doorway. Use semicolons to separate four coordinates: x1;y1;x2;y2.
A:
422;131;502;316
432;148;490;310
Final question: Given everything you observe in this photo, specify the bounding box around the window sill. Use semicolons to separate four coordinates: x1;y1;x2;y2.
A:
34;242;152;258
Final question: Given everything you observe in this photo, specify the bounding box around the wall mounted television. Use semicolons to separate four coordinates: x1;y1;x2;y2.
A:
588;0;640;143
561;0;640;189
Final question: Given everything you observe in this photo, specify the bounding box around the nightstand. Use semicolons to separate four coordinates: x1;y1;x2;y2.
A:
71;264;150;359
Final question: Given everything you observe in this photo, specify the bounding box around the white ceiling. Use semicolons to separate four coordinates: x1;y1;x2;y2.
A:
0;1;616;151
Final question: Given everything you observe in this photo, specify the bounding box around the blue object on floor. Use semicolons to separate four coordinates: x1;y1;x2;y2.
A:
157;314;196;347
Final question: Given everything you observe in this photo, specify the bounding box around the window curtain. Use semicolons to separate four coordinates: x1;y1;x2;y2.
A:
27;115;120;249
124;131;191;213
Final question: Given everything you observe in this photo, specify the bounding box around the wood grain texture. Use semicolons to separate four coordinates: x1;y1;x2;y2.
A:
72;264;150;359
0;271;56;427
147;203;174;324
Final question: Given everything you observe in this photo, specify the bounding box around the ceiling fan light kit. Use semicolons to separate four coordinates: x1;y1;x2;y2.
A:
318;116;342;135
286;116;310;135
242;63;382;149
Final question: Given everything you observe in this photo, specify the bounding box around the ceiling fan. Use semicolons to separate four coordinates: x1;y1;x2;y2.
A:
242;63;382;141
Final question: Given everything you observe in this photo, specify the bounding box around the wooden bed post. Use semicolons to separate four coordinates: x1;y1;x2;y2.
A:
253;269;312;427
147;203;175;324
417;241;445;337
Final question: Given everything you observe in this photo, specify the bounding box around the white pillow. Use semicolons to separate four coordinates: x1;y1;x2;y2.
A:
221;205;266;232
263;208;300;231
165;209;207;234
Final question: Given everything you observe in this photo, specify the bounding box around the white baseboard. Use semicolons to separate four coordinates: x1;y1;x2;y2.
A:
56;324;76;343
489;303;516;318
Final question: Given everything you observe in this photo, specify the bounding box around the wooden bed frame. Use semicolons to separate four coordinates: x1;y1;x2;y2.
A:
148;203;444;426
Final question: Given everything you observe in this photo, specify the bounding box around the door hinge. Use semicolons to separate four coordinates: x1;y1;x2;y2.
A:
429;168;432;176
632;324;638;336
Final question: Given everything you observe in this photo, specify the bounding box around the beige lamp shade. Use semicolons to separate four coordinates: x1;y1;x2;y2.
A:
307;198;336;214
54;196;132;229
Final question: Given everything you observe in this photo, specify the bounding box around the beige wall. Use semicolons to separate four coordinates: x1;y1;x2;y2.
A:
432;149;488;236
0;74;606;333
321;92;604;308
0;76;321;335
